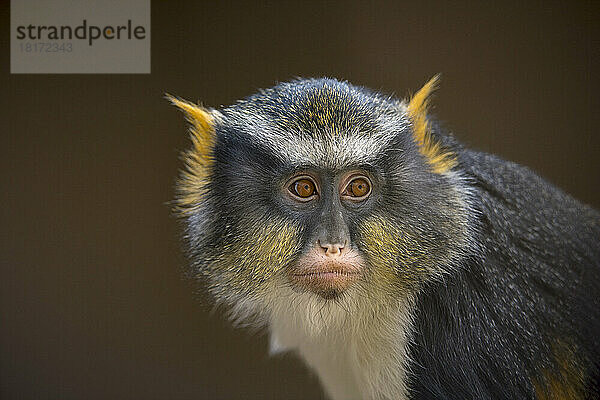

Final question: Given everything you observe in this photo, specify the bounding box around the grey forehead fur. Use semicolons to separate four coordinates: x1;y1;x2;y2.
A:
215;78;411;169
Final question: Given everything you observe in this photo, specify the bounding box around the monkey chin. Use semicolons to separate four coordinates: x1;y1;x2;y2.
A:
289;260;363;300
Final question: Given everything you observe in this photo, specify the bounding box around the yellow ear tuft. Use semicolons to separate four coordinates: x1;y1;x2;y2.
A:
167;95;214;133
406;75;457;174
166;94;217;214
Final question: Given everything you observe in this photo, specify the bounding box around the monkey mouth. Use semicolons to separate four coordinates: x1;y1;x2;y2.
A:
290;264;362;299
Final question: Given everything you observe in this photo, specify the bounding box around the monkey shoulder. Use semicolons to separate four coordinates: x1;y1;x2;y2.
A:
407;149;600;399
459;149;599;263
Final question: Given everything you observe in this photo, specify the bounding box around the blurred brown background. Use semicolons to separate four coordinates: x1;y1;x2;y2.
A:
1;1;598;399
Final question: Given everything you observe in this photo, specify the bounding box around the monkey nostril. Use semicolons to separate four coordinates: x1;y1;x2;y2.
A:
318;240;345;256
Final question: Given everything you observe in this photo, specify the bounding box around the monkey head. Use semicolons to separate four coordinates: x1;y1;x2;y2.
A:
169;77;475;327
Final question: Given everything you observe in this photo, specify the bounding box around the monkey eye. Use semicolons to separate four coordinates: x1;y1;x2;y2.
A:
289;177;318;200
342;176;371;200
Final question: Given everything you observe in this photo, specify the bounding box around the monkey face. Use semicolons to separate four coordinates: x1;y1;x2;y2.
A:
170;78;474;314
282;171;371;299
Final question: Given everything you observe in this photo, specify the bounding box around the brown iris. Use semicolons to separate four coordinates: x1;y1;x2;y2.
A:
290;178;317;199
343;176;371;200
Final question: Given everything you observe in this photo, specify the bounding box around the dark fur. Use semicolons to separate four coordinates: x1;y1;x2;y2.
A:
409;140;600;399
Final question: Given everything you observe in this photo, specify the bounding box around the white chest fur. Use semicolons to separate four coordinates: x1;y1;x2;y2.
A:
267;290;414;400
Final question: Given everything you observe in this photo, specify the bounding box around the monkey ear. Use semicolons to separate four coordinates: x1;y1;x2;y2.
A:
166;94;217;159
166;94;218;214
406;75;457;174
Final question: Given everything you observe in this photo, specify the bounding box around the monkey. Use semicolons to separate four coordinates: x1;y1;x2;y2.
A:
167;76;600;400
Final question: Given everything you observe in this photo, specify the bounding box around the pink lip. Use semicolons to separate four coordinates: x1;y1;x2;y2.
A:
294;270;360;279
290;265;362;299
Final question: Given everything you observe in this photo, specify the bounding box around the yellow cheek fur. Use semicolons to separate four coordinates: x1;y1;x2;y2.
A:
358;216;431;291
211;218;301;297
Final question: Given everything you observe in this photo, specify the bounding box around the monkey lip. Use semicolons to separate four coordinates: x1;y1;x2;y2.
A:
290;263;362;299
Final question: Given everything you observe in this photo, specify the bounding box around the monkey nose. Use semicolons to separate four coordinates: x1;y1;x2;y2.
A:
318;240;346;257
